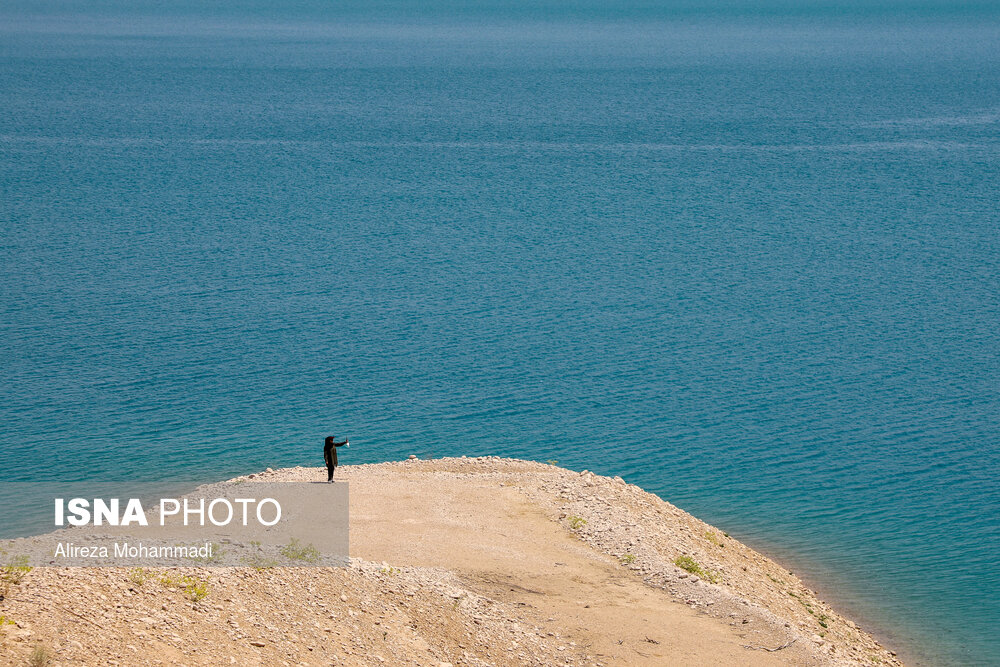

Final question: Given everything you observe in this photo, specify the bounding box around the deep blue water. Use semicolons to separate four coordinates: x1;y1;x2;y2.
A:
2;1;999;664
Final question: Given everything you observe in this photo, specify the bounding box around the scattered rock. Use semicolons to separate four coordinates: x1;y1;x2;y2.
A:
0;457;900;667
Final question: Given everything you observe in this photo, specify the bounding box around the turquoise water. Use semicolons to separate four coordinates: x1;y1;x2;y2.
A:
2;1;999;663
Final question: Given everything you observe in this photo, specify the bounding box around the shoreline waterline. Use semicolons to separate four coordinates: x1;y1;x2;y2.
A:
717;524;918;666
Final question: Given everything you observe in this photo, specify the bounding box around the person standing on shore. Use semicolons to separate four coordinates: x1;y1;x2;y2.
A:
324;435;349;482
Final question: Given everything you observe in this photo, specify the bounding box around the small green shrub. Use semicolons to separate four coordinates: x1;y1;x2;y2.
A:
0;555;32;598
546;460;559;466
279;538;320;563
243;555;279;571
567;516;587;530
2;555;32;584
674;555;700;573
157;573;210;601
789;589;826;622
28;645;52;667
183;577;210;602
158;572;182;587
619;554;636;565
127;568;148;587
673;555;720;583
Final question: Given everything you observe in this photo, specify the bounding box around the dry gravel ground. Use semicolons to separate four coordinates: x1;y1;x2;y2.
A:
0;457;903;666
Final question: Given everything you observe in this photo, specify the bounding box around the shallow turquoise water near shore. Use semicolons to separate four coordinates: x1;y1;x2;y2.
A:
2;1;999;664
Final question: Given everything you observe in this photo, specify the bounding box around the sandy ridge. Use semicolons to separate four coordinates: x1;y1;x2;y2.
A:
0;457;904;666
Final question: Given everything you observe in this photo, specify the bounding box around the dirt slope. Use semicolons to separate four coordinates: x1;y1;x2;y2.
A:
0;457;903;666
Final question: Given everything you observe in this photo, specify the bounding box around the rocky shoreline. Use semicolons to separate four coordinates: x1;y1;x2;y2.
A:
0;457;904;666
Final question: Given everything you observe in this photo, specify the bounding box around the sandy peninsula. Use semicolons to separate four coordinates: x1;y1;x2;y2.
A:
0;457;903;666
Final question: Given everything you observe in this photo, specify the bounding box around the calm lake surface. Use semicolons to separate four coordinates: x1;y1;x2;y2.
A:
1;1;998;664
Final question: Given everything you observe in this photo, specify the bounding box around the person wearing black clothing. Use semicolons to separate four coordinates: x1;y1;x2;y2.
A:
324;435;349;482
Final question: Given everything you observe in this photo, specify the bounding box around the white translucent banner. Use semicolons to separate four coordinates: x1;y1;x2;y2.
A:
0;481;349;567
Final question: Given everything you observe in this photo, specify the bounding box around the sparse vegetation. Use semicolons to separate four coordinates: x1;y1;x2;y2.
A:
243;555;279;571
704;531;721;546
567;516;587;530
155;572;209;600
279;538;320;563
788;590;830;627
158;572;182;587
28;645;53;667
189;542;225;564
127;568;148;587
619;554;636;565
673;555;720;583
0;554;32;598
674;555;701;573
183;577;210;602
789;589;815;614
545;460;559;466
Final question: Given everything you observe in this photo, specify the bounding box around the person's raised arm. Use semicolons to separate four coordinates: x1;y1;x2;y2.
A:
335;439;349;447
